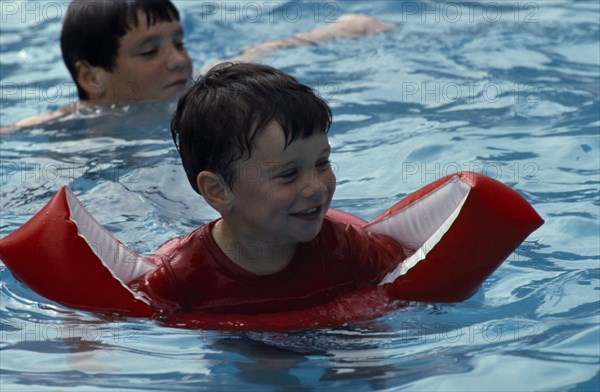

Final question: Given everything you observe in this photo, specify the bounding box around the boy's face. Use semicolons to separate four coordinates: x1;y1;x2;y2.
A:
225;120;336;246
94;10;192;102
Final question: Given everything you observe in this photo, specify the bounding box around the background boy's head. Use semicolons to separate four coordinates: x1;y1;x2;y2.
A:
171;62;333;195
61;0;191;101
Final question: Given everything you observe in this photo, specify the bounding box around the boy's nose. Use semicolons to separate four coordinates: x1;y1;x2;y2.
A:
166;47;189;72
301;174;329;201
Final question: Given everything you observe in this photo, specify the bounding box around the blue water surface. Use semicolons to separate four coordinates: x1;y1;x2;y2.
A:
1;1;599;391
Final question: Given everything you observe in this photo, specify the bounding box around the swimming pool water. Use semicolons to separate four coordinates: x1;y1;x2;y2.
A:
1;1;599;391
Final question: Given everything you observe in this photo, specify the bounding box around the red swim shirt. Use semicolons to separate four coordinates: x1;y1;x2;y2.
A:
129;218;406;314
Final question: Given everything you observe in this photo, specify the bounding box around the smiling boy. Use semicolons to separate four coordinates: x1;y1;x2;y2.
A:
128;63;408;313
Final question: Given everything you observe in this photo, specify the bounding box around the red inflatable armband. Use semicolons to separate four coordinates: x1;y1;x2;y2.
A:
367;172;543;301
0;187;155;316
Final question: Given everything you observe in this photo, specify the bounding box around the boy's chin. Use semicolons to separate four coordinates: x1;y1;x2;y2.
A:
296;221;325;243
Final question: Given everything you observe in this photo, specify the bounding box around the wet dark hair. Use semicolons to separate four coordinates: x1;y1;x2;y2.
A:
60;0;180;100
171;62;333;195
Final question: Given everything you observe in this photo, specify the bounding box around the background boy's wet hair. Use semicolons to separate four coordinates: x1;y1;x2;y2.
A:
171;62;333;194
60;0;180;100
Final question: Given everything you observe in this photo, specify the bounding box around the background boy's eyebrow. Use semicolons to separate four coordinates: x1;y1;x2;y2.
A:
131;28;184;49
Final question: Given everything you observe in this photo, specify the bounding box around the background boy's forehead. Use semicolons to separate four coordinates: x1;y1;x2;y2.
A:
123;1;179;30
123;20;184;49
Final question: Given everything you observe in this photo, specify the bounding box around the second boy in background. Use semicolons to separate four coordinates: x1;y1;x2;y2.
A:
3;0;394;131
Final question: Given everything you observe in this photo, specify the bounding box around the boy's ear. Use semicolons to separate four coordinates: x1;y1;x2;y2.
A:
197;171;233;213
74;60;105;100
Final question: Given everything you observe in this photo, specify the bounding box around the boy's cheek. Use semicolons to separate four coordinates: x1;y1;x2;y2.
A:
326;173;337;194
329;176;337;187
326;168;337;184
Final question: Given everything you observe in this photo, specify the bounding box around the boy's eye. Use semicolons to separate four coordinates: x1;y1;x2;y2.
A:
317;159;331;170
277;169;298;181
139;47;158;57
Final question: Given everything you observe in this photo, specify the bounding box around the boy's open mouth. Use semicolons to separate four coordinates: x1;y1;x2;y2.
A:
290;206;322;220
